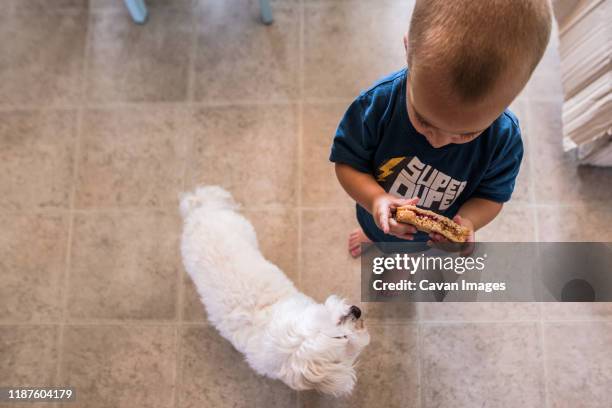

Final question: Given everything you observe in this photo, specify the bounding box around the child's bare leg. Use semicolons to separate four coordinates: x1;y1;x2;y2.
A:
348;228;372;258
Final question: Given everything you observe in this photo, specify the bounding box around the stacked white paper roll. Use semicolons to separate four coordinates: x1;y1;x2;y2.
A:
554;0;611;166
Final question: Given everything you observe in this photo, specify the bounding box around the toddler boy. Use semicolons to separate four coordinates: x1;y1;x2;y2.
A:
330;0;552;256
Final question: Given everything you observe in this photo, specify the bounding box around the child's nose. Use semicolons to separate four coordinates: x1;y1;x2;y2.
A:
428;131;451;148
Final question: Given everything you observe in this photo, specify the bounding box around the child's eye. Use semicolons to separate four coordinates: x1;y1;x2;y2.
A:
417;115;431;128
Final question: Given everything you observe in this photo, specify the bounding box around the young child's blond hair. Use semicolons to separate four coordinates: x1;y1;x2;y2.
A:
407;0;552;102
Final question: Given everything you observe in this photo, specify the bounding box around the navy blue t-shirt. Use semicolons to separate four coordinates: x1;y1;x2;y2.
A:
330;68;523;243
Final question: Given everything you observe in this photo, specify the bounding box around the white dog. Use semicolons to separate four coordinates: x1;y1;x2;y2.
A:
179;186;370;396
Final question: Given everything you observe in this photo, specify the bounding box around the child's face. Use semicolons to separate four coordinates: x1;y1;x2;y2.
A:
404;36;524;149
406;69;519;148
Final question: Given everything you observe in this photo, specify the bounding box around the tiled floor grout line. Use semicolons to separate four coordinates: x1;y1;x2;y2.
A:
416;321;423;408
53;3;92;387
0;99;298;112
375;317;612;325
171;323;182;408
527;91;551;405
539;312;551;408
5;201;612;217
525;97;542;243
296;0;305;406
185;0;199;103
412;319;544;325
10;8;87;17
529;91;551;407
0;98;358;113
0;205;354;214
3;317;612;327
54;211;73;385
0;320;210;327
171;4;201;406
172;184;187;402
8;201;610;215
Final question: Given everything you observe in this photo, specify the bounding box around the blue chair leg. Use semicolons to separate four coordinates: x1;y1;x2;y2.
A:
123;0;148;25
259;0;273;25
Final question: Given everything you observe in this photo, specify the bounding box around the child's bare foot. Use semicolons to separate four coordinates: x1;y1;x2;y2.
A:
348;228;372;258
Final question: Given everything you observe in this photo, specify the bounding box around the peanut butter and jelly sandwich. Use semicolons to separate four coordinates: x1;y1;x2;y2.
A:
394;205;470;243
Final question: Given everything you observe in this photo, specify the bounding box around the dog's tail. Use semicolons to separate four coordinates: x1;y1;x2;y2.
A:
179;186;239;219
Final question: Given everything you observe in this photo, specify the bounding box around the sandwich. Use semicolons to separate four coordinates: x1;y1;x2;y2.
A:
394;205;470;243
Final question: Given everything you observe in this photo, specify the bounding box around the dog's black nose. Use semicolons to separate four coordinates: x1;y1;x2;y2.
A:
349;306;361;319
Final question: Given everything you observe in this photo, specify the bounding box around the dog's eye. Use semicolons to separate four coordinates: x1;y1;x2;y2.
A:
333;335;348;339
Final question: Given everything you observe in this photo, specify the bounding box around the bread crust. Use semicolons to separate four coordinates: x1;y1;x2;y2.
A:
394;205;470;243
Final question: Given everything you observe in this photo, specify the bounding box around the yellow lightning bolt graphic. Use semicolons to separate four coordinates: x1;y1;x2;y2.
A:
377;157;405;182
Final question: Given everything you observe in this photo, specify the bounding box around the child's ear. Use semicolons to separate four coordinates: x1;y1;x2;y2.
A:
403;32;409;53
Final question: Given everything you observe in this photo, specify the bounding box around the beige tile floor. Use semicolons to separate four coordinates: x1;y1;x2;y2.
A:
1;1;611;407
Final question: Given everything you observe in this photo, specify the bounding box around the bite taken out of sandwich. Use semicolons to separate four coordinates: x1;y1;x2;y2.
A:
394;205;470;243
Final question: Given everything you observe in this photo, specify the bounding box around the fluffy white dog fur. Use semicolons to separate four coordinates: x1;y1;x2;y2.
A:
180;186;370;396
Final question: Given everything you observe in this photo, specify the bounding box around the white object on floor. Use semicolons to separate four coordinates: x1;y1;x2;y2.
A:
179;186;370;396
554;0;612;166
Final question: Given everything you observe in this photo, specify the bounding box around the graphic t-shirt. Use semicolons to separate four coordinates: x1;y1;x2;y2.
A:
329;68;523;243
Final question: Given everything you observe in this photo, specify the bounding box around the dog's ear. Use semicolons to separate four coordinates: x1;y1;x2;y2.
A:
281;333;356;396
300;358;356;396
324;295;344;309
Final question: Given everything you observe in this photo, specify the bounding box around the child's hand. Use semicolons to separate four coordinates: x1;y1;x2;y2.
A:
427;215;475;255
372;194;419;240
